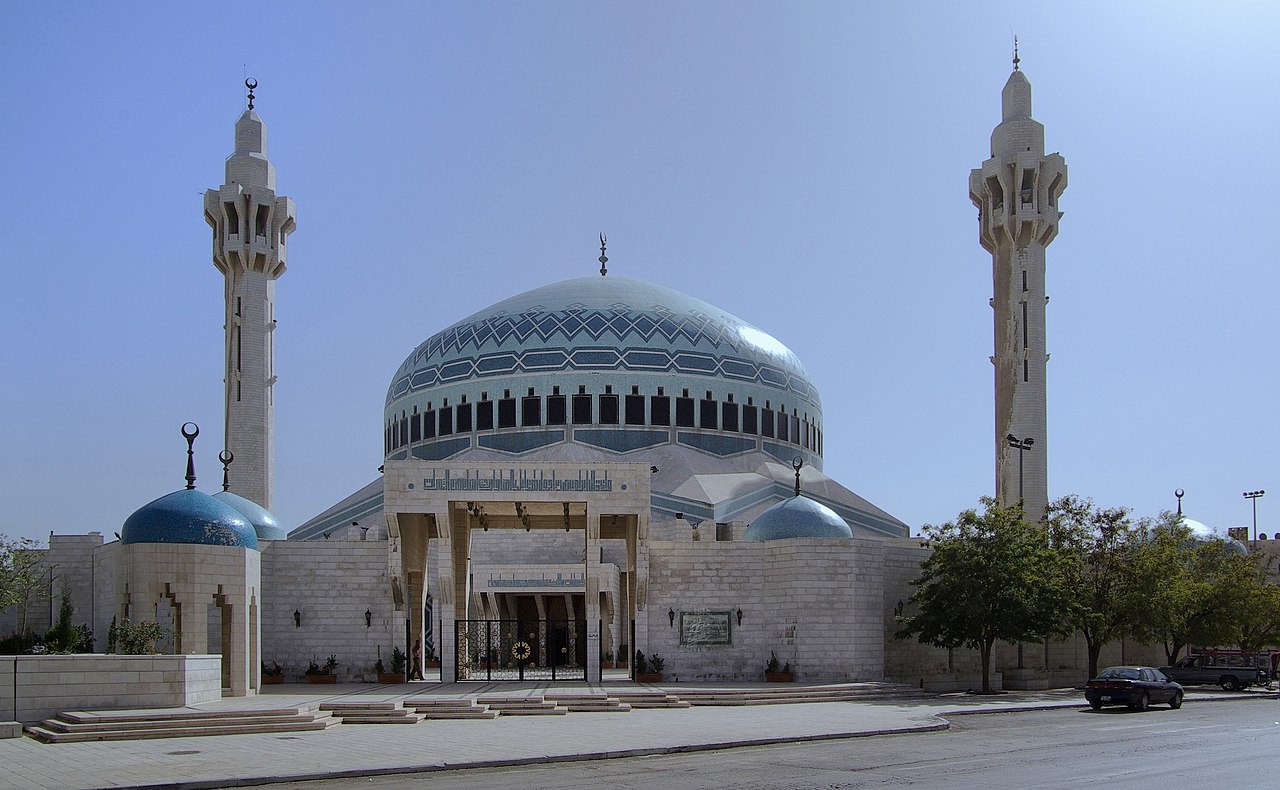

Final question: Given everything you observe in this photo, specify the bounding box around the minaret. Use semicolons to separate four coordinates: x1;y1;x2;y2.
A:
969;49;1066;522
203;80;296;510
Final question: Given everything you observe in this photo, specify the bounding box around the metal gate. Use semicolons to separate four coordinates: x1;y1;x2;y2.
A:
455;619;585;681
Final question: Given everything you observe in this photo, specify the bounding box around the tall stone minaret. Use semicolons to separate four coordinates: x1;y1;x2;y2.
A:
969;52;1066;522
203;80;296;510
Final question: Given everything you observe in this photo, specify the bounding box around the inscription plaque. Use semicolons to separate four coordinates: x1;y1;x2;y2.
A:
679;611;732;645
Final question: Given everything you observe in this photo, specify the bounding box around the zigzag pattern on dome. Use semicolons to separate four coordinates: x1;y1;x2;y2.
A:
388;338;818;403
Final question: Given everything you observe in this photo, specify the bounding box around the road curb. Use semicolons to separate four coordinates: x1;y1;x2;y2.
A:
109;721;952;790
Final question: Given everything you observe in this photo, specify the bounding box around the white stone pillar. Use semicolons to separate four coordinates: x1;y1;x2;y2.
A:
585;510;601;682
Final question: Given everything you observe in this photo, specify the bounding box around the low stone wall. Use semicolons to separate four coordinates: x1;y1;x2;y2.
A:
0;654;222;722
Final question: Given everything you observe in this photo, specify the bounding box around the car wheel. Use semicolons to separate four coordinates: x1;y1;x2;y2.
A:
1089;700;1102;710
1220;676;1239;691
1134;692;1149;711
1169;691;1183;709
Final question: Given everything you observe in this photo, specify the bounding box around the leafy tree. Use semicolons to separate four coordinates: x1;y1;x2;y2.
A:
896;497;1075;692
44;586;76;652
0;534;52;633
1046;495;1142;680
1236;573;1280;652
1127;513;1254;663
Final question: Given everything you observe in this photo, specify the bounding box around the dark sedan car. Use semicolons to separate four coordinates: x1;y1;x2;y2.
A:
1085;666;1184;711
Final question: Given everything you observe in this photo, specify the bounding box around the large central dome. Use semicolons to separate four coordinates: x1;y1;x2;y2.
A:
388;277;815;405
383;275;827;471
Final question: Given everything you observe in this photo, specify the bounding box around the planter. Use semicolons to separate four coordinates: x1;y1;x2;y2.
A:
424;660;441;669
634;672;664;683
601;661;616;669
261;674;285;685
377;673;406;684
765;671;794;683
306;673;337;684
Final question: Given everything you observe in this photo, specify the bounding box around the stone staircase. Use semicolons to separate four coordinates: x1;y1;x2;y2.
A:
543;692;633;712
476;696;567;716
675;682;932;706
611;690;691;709
318;702;424;724
25;707;336;743
405;698;497;720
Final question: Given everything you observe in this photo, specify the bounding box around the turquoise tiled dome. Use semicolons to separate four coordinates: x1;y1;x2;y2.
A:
121;489;259;549
384;276;828;468
744;495;853;541
213;490;286;541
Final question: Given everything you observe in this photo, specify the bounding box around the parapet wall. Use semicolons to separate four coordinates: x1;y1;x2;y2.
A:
0;654;220;722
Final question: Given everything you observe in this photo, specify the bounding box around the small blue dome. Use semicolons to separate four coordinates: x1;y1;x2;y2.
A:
213;491;286;541
121;489;259;550
744;496;853;541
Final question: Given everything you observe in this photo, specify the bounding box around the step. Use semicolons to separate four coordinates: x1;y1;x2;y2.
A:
560;703;632;713
497;707;567;716
25;717;335;744
417;710;498;720
57;707;312;725
319;702;401;712
37;713;324;733
337;714;425;724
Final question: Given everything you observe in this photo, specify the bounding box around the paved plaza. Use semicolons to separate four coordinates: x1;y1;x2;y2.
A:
1;682;1273;790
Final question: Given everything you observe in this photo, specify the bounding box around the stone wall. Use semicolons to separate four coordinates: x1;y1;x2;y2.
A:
644;537;885;682
260;539;401;682
0;654;220;722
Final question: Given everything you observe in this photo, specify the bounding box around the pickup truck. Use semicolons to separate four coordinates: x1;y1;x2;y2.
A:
1159;654;1269;691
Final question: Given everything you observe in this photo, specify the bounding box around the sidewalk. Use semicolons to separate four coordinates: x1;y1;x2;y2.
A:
1;682;1273;790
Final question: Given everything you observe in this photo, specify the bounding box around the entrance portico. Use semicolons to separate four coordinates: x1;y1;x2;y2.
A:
382;461;650;682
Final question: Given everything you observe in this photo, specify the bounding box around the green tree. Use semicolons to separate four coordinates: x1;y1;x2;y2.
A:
1236;574;1280;652
896;497;1075;693
0;534;51;634
44;586;76;652
1046;495;1142;681
1127;513;1254;663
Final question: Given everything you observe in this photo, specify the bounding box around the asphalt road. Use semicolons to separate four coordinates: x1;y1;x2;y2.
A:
250;699;1280;790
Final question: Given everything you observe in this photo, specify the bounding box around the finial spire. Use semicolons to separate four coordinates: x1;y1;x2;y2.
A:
1012;36;1020;71
220;450;234;492
792;456;804;497
598;232;608;276
181;423;200;490
245;77;257;110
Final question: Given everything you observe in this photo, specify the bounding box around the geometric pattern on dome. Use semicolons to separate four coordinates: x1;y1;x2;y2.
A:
389;340;817;404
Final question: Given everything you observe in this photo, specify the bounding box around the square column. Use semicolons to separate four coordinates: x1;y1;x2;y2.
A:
585;510;601;682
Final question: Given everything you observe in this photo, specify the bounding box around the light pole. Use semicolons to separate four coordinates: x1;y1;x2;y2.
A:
1006;434;1034;504
1243;490;1265;541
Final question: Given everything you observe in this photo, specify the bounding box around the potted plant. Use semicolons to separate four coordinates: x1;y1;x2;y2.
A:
634;650;665;683
306;654;339;684
376;646;405;683
765;651;793;682
602;650;615;669
262;660;285;685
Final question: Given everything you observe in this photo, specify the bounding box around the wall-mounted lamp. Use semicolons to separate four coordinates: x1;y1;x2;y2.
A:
365;609;372;628
736;607;743;626
668;608;676;628
293;609;301;628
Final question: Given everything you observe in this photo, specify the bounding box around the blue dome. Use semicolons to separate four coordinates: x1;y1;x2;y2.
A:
122;489;259;549
213;491;286;541
744;495;853;541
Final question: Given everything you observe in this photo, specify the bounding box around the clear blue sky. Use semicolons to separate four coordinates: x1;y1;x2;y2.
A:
2;2;1276;545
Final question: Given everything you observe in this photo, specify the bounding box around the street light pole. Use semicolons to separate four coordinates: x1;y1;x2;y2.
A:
1006;434;1035;504
1243;490;1265;541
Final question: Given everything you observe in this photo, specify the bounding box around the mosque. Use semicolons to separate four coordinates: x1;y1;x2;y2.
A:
6;61;1168;704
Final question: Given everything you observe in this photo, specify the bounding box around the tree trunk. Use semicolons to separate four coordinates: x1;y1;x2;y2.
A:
980;637;994;693
1086;638;1103;681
